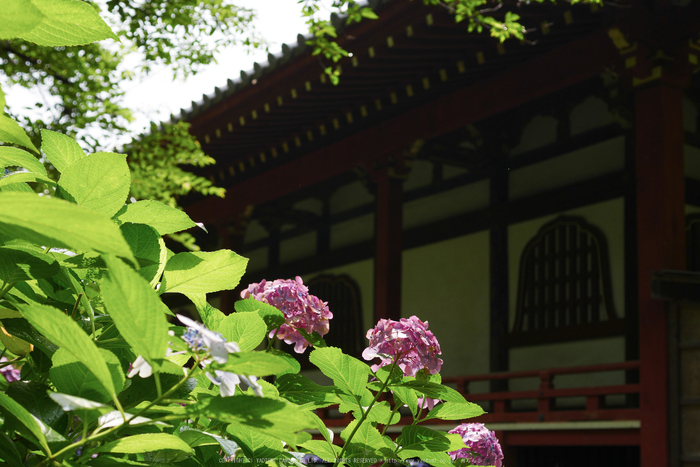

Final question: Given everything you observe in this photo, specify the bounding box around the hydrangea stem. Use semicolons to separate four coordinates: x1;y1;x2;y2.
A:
333;360;399;467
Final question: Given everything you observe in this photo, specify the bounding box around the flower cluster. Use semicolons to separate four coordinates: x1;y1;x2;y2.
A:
362;316;443;377
241;276;333;354
448;423;504;467
0;357;20;383
177;315;263;397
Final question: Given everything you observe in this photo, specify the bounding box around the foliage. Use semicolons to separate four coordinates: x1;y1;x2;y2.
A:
301;0;602;83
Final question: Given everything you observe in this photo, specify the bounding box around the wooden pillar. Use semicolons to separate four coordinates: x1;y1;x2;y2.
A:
373;167;404;322
635;81;685;467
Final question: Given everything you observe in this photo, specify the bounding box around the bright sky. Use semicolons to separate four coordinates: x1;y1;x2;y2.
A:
3;0;330;150
120;0;315;138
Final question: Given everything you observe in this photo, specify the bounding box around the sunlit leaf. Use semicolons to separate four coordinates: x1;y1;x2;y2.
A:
20;0;118;46
161;250;248;294
114;200;196;235
0;147;46;176
0;115;39;153
40;130;85;174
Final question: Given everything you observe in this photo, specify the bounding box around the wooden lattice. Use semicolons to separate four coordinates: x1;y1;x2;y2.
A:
510;216;624;347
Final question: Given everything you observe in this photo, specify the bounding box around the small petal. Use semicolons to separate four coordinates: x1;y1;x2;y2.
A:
127;356;152;379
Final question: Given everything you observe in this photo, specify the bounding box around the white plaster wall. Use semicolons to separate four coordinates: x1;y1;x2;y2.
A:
280;231;316;264
242;247;267;274
510;115;558;156
509;136;625;200
330;213;374;250
403;159;434;191
685;144;700;181
403;180;490;230
330;180;373;214
685;96;698;133
570;96;614;136
401;231;491;378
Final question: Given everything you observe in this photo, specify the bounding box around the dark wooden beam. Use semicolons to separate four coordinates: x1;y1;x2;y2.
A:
185;30;620;224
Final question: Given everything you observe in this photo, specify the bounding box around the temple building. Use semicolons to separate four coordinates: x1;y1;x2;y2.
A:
173;0;700;465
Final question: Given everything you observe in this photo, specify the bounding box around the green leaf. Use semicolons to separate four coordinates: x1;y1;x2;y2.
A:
19;303;117;399
19;0;118;46
423;401;485;421
391;386;418;417
90;433;193;454
309;347;372;397
189;294;225;330
0;115;39;153
0;85;5;111
235;298;284;331
341;419;394;459
276;374;340;409
50;347;125;403
179;427;239;456
268;348;300;376
214;351;298;377
396;381;467;404
191;394;313;447
48;393;109;412
0;391;49;454
220;312;266;352
0;147;46;175
0;431;24;467
161;250;248;294
40;130;85;174
0;246;59;284
397;426;465;459
56;152;130;218
113;200;196;235
100;255;169;369
119;223;165;286
0;172;56;189
0;192;136;263
227;423;284;462
298;328;327;348
300;440;341;463
0;0;44;39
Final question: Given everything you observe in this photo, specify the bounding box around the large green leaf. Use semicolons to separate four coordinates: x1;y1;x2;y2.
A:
50;347;125;403
340;419;395;461
119;223;165;286
0;192;135;263
190;394;313;447
301;440;341;463
0;391;49;454
235;298;285;331
309;347;372;397
161;250;248;294
179;427;239;456
19;303;117;399
0;172;56;189
396;381;467;404
113;200;196;235
40;130;85;174
89;433;193;454
0;115;39;153
276;374;340;409
56;152;130;218
0;0;44;39
397;426;465;460
219;312;266;352
189;294;225;330
100;255;169;369
0;147;46;175
19;0;118;46
214;351;298;377
227;423;284;462
0;431;24;467
0;246;59;284
423;401;485;421
0;84;4;110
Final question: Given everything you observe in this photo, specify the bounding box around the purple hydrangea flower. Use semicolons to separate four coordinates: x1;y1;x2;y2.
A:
362;316;443;377
0;357;20;382
448;423;504;467
241;276;333;354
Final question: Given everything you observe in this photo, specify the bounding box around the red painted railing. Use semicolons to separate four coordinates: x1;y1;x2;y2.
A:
318;361;641;427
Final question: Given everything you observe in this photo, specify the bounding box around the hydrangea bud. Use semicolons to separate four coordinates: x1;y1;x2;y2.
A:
0;357;20;383
241;276;333;353
448;423;504;467
362;315;443;377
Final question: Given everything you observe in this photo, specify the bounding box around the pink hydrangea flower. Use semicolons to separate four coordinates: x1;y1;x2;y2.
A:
241;276;333;354
0;357;20;383
448;423;504;467
362;316;443;377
